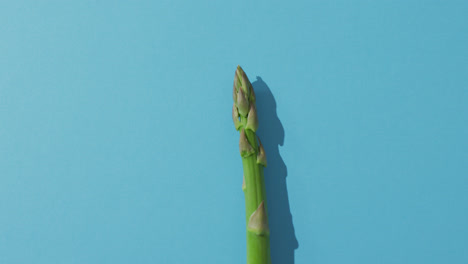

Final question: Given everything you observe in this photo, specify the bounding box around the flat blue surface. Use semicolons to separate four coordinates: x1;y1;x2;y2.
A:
1;1;467;263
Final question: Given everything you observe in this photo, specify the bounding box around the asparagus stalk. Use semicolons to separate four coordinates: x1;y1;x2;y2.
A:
232;66;271;264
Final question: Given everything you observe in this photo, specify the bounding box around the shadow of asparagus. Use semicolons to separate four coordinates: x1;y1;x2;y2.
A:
253;77;299;264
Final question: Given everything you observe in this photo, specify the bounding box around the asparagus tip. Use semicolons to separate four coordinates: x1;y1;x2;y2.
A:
236;86;249;117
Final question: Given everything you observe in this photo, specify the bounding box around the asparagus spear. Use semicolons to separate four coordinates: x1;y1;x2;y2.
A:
232;66;271;264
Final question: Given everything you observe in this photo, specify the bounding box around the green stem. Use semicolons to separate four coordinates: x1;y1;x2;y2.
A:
242;153;271;264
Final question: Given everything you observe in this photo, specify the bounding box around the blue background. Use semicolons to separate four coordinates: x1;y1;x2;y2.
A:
1;1;467;263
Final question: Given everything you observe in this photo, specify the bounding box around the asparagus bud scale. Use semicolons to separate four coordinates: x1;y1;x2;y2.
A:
232;66;271;264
